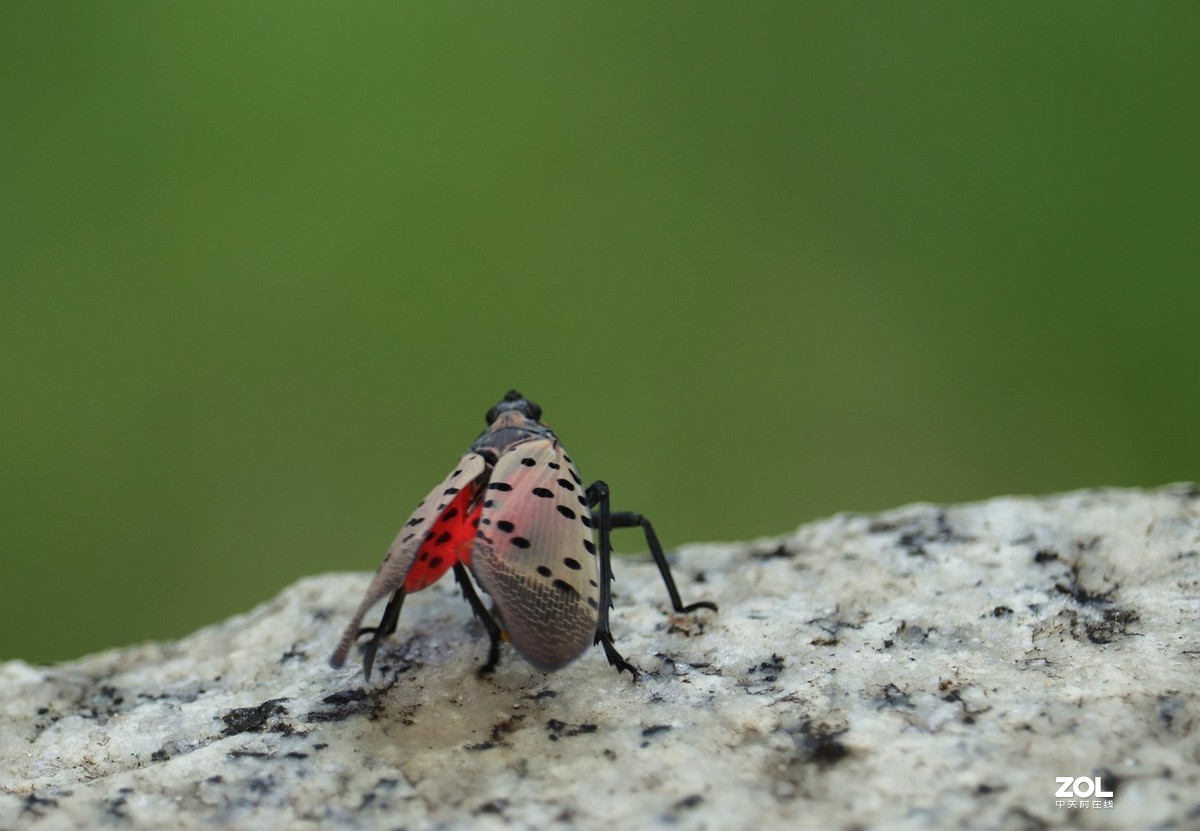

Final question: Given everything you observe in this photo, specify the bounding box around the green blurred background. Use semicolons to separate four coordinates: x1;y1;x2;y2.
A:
2;4;1196;663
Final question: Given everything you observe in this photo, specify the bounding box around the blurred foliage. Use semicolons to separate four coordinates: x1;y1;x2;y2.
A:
2;4;1196;662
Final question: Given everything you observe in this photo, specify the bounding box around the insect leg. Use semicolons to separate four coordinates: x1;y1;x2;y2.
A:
585;480;642;680
605;511;719;615
359;587;406;681
453;562;504;675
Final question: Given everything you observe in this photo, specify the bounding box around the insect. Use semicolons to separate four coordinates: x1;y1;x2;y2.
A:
330;390;716;681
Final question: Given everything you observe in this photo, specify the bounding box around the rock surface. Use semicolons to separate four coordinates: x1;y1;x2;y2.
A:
2;485;1198;830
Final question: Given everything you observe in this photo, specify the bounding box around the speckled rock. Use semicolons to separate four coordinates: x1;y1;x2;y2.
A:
2;485;1198;830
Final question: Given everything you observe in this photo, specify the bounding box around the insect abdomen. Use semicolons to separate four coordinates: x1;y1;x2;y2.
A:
470;550;595;671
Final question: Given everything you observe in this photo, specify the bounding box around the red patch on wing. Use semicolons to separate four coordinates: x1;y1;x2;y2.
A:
404;482;484;592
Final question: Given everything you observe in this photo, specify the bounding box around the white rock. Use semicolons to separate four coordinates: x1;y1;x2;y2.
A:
2;485;1198;830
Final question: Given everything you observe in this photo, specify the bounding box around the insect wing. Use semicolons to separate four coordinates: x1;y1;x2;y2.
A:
402;484;484;592
470;438;600;671
330;451;488;668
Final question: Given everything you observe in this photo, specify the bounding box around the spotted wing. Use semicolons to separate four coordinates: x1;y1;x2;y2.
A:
330;451;488;668
469;438;600;671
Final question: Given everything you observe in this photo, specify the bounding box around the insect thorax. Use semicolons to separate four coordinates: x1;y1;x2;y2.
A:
471;420;558;463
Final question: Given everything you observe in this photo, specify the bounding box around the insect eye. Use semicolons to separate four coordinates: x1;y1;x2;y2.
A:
485;405;498;424
526;401;542;421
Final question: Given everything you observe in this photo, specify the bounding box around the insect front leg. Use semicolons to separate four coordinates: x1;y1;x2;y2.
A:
453;563;504;676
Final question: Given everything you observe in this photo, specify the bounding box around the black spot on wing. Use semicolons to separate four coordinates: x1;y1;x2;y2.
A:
553;579;579;598
521;458;536;466
537;565;552;577
563;557;581;570
583;539;596;555
489;482;513;492
557;506;576;520
532;488;553;498
512;537;531;549
557;479;575;491
497;520;515;533
442;507;458;521
581;515;593;529
435;531;451;545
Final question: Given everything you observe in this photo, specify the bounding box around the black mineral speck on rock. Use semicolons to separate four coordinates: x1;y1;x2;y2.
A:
752;544;793;560
795;720;850;767
220;699;289;736
476;799;509;815
1084;608;1140;644
545;719;597;740
750;653;786;682
879;683;912;710
322;688;368;706
23;793;59;818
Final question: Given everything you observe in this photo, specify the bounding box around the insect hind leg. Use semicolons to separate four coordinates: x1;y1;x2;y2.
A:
582;481;639;679
605;511;718;615
453;563;504;676
584;480;718;681
357;587;406;681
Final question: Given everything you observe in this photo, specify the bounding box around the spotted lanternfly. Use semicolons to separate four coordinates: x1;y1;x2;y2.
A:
330;390;717;681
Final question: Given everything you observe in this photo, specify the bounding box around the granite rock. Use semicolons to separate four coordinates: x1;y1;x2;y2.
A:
2;485;1198;830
